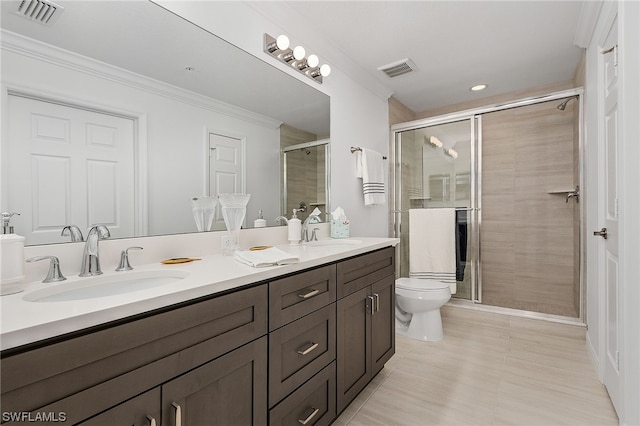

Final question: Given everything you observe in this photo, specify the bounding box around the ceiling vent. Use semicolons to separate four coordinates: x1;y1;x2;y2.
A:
378;58;417;78
15;0;64;26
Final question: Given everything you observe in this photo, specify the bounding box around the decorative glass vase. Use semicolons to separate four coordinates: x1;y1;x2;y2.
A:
191;196;217;232
218;193;251;255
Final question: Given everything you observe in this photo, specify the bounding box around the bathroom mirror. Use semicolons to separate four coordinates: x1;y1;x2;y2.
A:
0;0;330;245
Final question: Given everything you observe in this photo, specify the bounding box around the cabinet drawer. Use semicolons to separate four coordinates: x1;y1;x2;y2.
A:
269;361;336;426
1;284;268;415
269;304;336;407
336;247;395;298
269;265;336;330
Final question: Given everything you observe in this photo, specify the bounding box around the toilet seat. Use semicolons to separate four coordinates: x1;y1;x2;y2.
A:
396;277;450;292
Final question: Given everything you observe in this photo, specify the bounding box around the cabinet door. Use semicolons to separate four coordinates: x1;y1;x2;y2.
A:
79;388;161;426
336;287;371;414
371;275;395;375
162;337;267;426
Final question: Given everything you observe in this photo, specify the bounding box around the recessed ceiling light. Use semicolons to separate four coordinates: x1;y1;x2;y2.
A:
470;84;487;92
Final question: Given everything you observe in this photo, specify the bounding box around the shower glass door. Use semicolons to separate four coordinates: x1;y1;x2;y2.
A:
394;118;478;301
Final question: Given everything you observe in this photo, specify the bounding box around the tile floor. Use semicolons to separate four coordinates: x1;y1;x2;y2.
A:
334;305;618;426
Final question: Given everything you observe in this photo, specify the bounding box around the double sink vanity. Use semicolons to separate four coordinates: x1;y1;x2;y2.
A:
1;237;398;425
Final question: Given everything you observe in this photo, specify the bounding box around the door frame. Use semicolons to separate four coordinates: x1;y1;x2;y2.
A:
1;84;149;236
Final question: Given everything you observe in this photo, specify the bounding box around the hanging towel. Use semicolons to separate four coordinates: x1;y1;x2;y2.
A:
409;208;457;292
359;148;386;206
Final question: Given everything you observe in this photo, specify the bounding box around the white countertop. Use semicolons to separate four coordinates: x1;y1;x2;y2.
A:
1;237;398;351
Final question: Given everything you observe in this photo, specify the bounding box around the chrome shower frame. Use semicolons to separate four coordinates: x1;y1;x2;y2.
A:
390;87;585;322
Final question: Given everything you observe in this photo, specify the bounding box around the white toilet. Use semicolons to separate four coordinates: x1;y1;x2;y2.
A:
395;277;453;342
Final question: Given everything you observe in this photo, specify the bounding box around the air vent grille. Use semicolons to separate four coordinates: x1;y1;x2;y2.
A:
16;0;64;25
378;58;417;78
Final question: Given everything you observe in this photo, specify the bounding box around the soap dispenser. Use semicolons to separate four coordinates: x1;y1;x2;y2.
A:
254;209;266;228
288;209;302;245
1;212;25;294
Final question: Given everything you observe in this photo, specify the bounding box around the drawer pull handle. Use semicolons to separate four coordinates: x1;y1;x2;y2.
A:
297;342;319;355
146;415;157;426
172;402;182;426
298;407;320;425
298;289;320;299
373;293;380;312
367;295;375;315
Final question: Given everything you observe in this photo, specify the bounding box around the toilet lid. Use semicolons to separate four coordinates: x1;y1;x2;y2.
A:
396;277;450;291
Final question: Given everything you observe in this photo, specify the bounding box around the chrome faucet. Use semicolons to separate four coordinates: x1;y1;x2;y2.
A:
79;225;110;277
301;214;321;243
61;225;84;242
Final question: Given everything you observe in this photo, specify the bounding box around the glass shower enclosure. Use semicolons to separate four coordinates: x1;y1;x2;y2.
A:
392;90;583;319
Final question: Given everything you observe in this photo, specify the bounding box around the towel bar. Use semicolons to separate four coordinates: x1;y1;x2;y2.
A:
350;146;387;160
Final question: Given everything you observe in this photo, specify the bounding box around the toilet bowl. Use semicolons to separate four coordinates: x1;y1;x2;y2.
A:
395;278;452;342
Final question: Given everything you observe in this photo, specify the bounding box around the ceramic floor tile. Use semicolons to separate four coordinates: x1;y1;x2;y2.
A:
339;306;619;426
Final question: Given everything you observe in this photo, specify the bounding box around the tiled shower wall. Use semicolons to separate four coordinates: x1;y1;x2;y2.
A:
480;100;578;317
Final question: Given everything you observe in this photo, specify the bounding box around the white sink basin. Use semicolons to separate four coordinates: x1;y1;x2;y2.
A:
23;270;190;302
305;239;362;247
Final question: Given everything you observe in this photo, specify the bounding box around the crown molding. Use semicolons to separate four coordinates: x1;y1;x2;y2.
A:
0;30;283;130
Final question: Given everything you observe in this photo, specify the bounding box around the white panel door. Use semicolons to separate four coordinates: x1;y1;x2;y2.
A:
6;95;135;244
600;17;621;414
208;132;245;230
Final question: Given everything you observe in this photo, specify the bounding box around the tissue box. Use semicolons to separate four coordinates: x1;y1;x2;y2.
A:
331;219;350;239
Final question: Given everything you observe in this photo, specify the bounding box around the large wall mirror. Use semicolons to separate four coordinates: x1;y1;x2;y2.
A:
0;0;330;246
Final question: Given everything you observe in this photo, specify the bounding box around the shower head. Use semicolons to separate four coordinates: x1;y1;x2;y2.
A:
300;148;311;155
557;95;579;111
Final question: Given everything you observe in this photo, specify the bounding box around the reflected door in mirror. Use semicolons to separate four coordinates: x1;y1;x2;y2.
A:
209;133;245;230
6;95;136;245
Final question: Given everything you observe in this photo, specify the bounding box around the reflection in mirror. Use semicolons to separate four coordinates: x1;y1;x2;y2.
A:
0;0;330;246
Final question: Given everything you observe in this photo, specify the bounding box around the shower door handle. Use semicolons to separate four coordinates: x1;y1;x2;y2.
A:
593;227;608;239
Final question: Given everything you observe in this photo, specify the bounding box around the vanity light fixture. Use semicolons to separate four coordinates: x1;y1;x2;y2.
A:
445;148;459;159
264;33;331;83
426;135;443;148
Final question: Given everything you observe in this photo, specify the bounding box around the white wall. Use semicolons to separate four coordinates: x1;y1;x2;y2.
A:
1;36;281;237
156;1;393;237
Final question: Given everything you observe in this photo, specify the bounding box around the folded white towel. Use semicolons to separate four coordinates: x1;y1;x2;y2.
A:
359;148;386;206
234;247;299;268
409;208;457;292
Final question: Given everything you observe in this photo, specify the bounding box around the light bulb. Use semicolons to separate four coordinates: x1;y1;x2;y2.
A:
276;35;290;50
320;64;331;77
293;46;306;60
307;54;319;68
427;136;443;148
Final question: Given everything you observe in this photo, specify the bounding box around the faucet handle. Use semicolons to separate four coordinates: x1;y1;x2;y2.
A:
26;256;66;283
116;246;143;271
310;227;320;242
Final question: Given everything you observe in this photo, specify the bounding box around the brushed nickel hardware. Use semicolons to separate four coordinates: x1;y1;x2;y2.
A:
298;289;320;299
146;415;157;426
350;146;387;160
566;185;580;203
298;407;320;425
602;45;617;54
172;402;182;426
373;293;380;312
116;246;143;271
26;255;66;283
296;342;319;355
367;295;375;315
593;227;608;239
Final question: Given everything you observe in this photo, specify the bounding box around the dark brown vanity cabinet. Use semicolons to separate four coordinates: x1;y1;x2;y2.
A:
1;245;396;426
268;265;337;425
0;284;268;425
336;247;396;414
